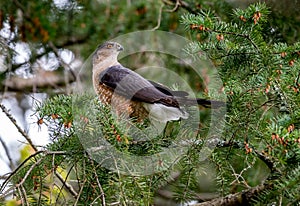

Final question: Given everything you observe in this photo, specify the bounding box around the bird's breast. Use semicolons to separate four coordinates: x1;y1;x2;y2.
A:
94;82;149;121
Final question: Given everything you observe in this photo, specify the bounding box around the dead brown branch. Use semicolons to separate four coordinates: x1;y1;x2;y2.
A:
193;182;272;206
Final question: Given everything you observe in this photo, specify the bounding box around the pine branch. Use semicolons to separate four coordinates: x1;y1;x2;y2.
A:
0;151;43;195
193;182;272;206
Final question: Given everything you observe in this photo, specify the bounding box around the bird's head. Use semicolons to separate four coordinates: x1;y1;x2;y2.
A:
92;42;124;66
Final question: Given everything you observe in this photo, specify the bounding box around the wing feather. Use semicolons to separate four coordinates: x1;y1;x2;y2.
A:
147;80;189;97
99;65;179;107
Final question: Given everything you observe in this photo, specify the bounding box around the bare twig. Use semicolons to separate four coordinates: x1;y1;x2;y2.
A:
0;104;38;152
165;0;181;12
20;184;29;206
0;136;15;170
163;0;198;14
48;42;77;81
73;178;87;206
15;157;44;187
74;157;86;206
55;164;75;203
193;182;272;206
16;186;24;206
54;171;78;198
151;3;164;31
0;151;43;194
229;158;255;189
0;150;66;197
49;153;55;205
90;159;106;206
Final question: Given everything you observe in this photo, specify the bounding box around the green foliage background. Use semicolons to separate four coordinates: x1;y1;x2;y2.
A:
0;0;300;205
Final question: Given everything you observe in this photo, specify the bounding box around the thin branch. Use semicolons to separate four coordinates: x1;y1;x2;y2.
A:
229;158;255;189
50;153;55;205
73;178;87;206
151;3;164;31
49;41;78;95
0;175;9;180
16;186;24;206
253;149;276;173
0;151;43;194
20;184;29;206
0;104;38;152
0;150;66;196
90;159;106;206
164;0;198;14
193;181;273;206
165;0;181;12
55;164;75;203
11;34;89;72
54;171;78;198
0;136;15;170
15;157;44;187
48;41;77;82
74;156;87;206
11;49;51;71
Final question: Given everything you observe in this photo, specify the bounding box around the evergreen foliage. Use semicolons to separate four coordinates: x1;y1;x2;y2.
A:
181;2;300;205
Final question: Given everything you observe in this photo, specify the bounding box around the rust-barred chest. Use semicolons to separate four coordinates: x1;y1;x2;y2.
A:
94;82;149;121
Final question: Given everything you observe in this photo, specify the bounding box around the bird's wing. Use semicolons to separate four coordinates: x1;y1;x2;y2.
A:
99;65;179;107
147;80;189;97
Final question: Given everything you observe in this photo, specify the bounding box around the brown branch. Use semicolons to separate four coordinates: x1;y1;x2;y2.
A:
90;159;106;206
54;170;78;198
3;69;75;92
253;149;276;173
151;3;164;31
165;0;180;12
0;150;69;199
11;49;51;71
74;179;87;205
48;41;77;81
0;104;38;151
7;149;78;198
15;157;44;187
216;139;277;173
164;0;199;14
193;182;272;206
10;35;88;72
0;151;43;194
0;136;15;170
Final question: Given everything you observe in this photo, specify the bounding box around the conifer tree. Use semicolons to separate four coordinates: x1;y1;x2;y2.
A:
1;2;299;206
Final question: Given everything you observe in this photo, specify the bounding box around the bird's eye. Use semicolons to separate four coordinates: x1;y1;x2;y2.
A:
107;44;113;49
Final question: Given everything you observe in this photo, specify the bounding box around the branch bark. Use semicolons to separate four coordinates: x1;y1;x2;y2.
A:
193;182;272;206
2;69;75;93
0;104;37;151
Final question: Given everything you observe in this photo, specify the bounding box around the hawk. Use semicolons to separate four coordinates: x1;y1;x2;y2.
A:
92;41;224;123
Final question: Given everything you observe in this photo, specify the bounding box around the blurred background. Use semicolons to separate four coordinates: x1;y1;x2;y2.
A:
0;0;299;186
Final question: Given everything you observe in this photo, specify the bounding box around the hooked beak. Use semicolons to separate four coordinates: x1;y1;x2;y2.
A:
117;44;124;51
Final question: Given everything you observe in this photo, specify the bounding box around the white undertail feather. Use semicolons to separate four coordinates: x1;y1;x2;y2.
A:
143;103;189;123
